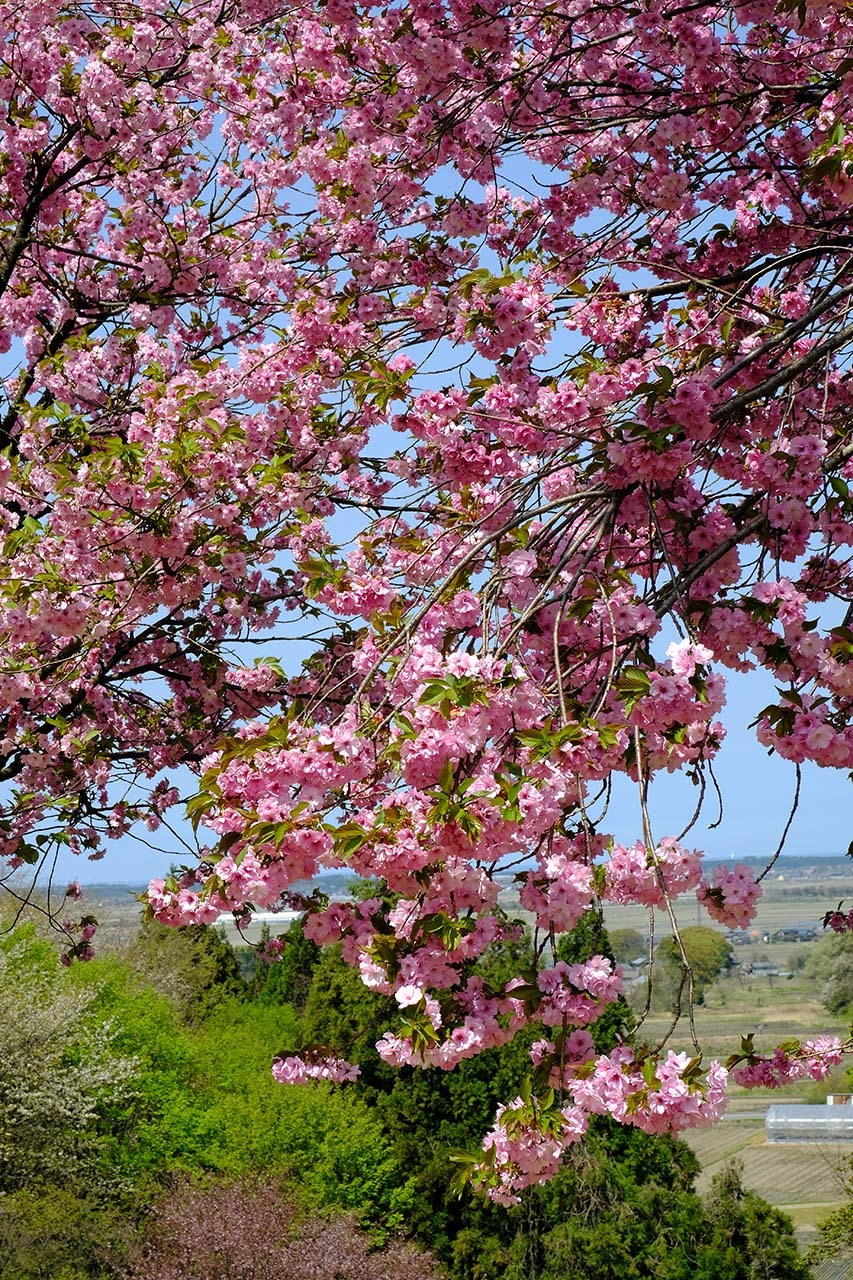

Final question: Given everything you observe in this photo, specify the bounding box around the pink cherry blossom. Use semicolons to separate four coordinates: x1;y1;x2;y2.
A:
0;0;852;1197
272;1055;360;1085
697;863;762;928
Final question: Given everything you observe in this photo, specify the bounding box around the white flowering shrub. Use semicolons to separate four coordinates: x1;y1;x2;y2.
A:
0;924;137;1192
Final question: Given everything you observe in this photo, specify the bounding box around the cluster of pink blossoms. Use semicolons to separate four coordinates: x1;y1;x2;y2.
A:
519;843;594;933
824;905;853;933
529;1030;596;1088
534;956;622;1027
603;837;702;907
474;1029;848;1201
480;1099;588;1206
569;1048;729;1137
146;876;224;927
697;864;763;928
731;1037;844;1088
272;1056;360;1086
478;1048;729;1203
376;975;525;1071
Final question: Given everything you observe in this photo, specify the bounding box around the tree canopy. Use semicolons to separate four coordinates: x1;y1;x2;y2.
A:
1;0;853;1199
657;925;734;1004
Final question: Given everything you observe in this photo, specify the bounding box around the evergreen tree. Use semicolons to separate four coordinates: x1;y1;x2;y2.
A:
697;1162;810;1280
296;915;806;1280
251;917;321;1013
125;921;244;1025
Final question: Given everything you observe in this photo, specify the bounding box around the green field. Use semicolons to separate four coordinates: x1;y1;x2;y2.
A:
682;1121;852;1240
631;962;849;1068
684;1123;852;1200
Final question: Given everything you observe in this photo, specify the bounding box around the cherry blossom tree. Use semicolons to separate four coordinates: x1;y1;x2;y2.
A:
3;0;853;1200
123;1178;440;1280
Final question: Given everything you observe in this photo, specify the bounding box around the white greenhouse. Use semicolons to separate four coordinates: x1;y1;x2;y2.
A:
765;1103;853;1143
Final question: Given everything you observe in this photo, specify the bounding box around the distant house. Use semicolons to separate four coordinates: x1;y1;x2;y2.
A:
725;928;753;945
770;925;818;942
766;1103;853;1143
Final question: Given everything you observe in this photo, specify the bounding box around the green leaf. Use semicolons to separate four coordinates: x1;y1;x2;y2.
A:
186;790;216;831
506;983;541;1005
334;823;369;858
448;1148;479;1165
619;666;651;712
438;759;455;794
418;680;449;706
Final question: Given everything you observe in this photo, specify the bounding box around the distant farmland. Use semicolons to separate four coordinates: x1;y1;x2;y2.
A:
682;1120;853;1236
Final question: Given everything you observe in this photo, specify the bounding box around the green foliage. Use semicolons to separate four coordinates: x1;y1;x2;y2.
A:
123;920;244;1024
697;1161;811;1280
805;931;853;1015
474;927;535;994
656;926;734;1004
71;955;213;1186
556;910;615;965
806;1155;853;1268
0;1187;129;1280
376;1039;536;1258
294;914;774;1280
0;928;137;1196
807;1197;853;1266
0;909;821;1280
0;919;413;1266
293;934;534;1251
250;916;321;1011
822;957;853;1019
490;1122;707;1280
804;929;853;982
188;996;407;1228
609;928;648;964
300;943;398;1092
0;917;57;975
